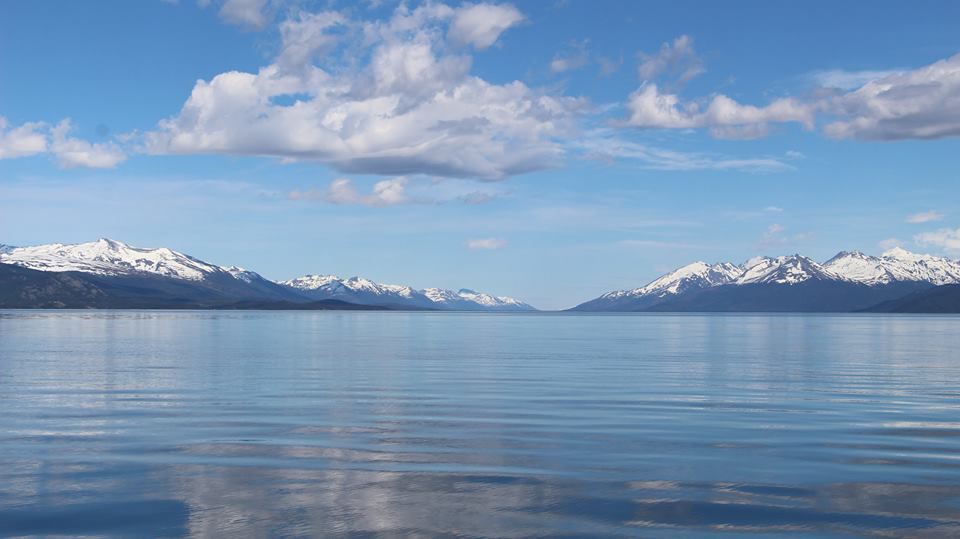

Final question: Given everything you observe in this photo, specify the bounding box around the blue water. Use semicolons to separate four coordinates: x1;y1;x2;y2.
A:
1;311;960;538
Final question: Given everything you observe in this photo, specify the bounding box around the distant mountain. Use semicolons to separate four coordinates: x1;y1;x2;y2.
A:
0;239;535;311
862;284;960;313
1;238;223;280
572;248;960;312
280;275;535;311
575;261;742;311
824;248;960;285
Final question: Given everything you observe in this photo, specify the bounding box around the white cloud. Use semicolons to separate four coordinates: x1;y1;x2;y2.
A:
638;35;704;84
50;120;126;169
275;11;346;72
810;69;901;90
466;237;506;250
757;223;810;249
448;3;523;50
914;227;960;256
218;0;270;29
578;132;792;173
824;54;960;140
625;83;814;137
0;117;125;168
289;177;410;206
288;176;502;206
146;3;577;180
879;238;903;250
0;117;47;159
624;47;960;142
550;41;589;74
906;210;944;224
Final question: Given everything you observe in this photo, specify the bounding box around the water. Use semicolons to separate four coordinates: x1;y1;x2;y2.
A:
1;311;959;538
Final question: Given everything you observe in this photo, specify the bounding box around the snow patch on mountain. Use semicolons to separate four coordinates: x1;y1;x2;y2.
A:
222;266;262;284
282;274;534;310
736;255;840;285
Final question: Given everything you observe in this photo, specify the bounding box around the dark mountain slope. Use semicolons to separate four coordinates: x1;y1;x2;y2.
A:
0;264;379;310
643;281;932;313
862;284;960;313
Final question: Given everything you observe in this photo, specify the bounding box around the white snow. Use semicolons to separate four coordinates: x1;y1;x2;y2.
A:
222;266;262;283
824;248;960;285
0;238;535;309
601;261;742;300
0;238;224;281
735;255;838;285
281;275;532;309
603;247;960;302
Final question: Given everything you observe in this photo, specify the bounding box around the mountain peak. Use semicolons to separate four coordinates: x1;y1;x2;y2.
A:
736;254;836;285
0;238;221;281
283;274;535;310
881;246;919;259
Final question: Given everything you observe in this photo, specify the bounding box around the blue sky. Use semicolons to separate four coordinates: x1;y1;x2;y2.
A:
2;0;959;309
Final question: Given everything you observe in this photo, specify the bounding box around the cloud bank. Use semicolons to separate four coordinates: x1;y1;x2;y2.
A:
624;37;960;142
146;3;578;181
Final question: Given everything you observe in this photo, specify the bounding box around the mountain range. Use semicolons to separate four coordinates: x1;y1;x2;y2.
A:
572;248;960;312
0;239;535;311
2;239;959;312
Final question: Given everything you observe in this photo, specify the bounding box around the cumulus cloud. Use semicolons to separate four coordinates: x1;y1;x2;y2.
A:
914;228;960;256
275;11;346;72
0;117;125;168
625;50;960;141
448;3;524;50
823;54;960;140
50;120;126;169
637;35;704;85
466;237;506;250
625;83;814;137
906;210;944;224
146;3;576;180
0;117;47;159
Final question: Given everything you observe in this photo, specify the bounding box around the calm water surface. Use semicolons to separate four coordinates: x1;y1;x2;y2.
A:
1;311;960;538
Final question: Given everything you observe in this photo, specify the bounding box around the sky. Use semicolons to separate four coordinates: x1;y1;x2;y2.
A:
1;0;959;309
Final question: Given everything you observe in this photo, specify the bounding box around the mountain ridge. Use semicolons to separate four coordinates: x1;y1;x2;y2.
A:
0;239;536;311
573;248;960;312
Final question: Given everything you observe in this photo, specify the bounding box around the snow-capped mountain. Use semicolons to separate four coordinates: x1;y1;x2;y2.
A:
824;248;960;285
573;247;960;312
595;261;741;304
280;275;535;311
735;255;840;285
434;288;532;310
0;238;227;281
0;239;536;310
